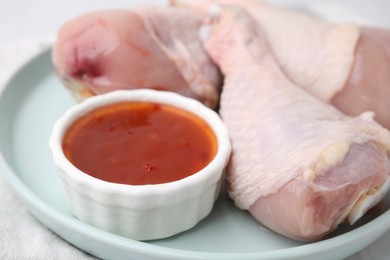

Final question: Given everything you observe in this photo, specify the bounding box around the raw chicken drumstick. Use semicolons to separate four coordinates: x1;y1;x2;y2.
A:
171;0;390;128
200;5;390;240
52;7;221;108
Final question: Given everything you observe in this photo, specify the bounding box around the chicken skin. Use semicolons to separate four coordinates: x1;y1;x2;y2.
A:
200;4;390;240
52;7;221;108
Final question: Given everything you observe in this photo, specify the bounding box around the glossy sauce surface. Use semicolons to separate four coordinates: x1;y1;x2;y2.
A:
63;102;217;185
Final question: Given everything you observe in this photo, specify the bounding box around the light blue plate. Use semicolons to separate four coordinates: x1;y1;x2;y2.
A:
0;49;389;260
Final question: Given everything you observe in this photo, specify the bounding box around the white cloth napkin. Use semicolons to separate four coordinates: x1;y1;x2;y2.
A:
0;37;96;260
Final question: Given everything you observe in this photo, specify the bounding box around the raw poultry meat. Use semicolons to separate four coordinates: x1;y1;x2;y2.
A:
200;5;390;240
171;0;390;129
52;7;221;108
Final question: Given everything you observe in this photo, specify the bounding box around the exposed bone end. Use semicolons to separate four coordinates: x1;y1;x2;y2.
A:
59;76;95;102
348;177;390;224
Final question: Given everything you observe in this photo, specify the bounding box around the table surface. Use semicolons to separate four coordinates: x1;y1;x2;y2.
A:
0;0;389;259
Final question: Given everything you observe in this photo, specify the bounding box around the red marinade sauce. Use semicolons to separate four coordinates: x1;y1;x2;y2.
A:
62;102;217;185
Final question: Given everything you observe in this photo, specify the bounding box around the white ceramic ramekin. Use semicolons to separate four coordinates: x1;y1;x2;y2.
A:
49;89;231;241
